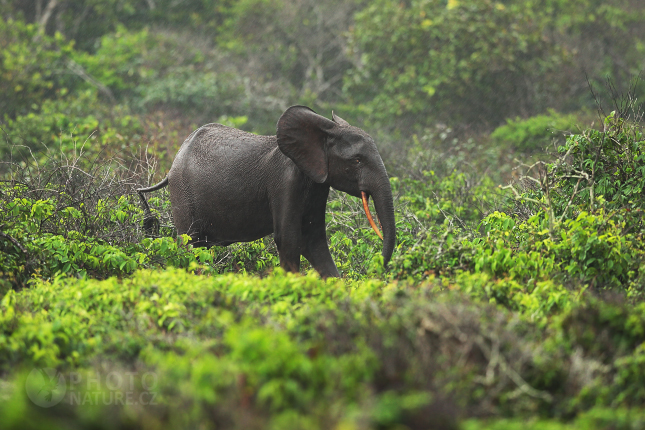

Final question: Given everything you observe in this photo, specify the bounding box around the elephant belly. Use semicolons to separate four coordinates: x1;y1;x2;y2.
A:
167;124;281;246
169;183;275;245
192;195;275;245
168;170;276;246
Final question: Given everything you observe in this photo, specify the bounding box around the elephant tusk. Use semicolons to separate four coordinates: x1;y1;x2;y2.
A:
361;191;383;240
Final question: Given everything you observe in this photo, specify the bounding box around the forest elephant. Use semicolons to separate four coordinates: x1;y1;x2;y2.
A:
137;106;396;278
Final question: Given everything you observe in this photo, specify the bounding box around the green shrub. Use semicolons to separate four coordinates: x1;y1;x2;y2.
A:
393;114;645;290
2;269;645;428
0;193;215;288
552;116;645;214
0;18;76;118
72;26;264;128
490;110;589;153
473;209;640;287
463;407;645;430
0;90;143;162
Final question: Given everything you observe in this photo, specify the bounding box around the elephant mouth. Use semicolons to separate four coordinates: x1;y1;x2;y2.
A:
361;191;383;240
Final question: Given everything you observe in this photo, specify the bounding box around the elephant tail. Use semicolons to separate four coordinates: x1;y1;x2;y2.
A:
136;176;169;236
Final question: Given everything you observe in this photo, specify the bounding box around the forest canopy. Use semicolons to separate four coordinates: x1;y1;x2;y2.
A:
2;0;644;137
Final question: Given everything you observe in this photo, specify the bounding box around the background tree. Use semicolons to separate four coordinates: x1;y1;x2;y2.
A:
1;0;644;155
344;0;645;132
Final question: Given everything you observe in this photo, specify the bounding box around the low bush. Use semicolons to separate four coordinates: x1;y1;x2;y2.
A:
490;109;590;153
0;90;144;163
1;269;645;429
394;113;645;291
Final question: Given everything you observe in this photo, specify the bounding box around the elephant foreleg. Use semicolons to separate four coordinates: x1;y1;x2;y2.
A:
273;217;303;273
277;245;301;273
301;231;339;278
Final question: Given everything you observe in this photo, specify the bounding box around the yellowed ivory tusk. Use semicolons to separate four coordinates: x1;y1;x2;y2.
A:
361;191;383;240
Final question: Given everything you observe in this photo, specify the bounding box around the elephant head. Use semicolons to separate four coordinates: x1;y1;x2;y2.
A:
277;106;396;265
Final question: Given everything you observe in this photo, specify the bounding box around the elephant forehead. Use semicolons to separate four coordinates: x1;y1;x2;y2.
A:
339;125;373;140
334;128;376;151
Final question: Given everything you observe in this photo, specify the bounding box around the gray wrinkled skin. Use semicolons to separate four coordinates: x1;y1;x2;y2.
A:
139;106;396;278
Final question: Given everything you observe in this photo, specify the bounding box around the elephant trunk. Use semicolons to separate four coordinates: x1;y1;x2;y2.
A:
365;174;396;266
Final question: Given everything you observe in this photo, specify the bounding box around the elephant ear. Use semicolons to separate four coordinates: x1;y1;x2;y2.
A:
277;105;337;183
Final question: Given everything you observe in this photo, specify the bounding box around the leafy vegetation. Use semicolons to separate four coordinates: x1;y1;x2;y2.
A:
3;269;645;429
346;0;645;130
2;112;645;428
490;109;591;153
2;1;645;429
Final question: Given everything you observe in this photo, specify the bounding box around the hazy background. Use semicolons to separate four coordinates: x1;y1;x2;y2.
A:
2;0;644;179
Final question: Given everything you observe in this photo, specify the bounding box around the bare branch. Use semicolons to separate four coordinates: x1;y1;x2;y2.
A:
0;231;28;255
66;59;116;103
37;0;58;35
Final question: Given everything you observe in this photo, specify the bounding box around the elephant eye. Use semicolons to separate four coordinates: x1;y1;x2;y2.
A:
355;158;360;164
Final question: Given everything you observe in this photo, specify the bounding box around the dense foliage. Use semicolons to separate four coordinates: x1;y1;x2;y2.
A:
2;113;645;428
3;269;645;429
1;0;644;138
346;0;645;129
2;1;645;429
